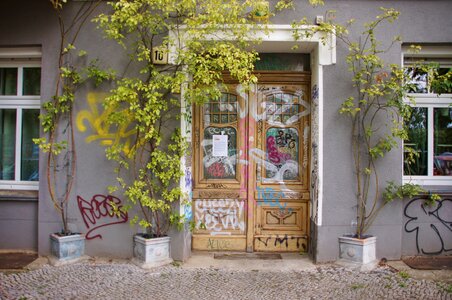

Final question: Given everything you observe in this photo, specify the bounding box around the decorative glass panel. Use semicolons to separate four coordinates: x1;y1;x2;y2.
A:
254;53;310;72
0;109;16;180
265;127;299;180
203;127;237;179
23;67;41;96
21;109;40;181
204;93;238;126
0;68;17;95
265;93;301;125
404;108;428;176
434;108;452;176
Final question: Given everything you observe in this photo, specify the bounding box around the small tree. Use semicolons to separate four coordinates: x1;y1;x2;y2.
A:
95;0;281;237
34;0;114;235
293;8;429;238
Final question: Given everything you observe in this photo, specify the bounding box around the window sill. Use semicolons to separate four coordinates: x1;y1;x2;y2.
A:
0;181;38;191
403;176;452;187
0;189;38;201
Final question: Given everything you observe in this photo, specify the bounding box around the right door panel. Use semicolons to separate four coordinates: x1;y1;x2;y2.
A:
253;83;310;252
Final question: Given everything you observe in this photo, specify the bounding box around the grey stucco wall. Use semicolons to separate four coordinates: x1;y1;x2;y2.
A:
0;199;38;251
0;0;138;258
0;0;190;259
1;0;451;261
402;193;452;256
302;0;452;262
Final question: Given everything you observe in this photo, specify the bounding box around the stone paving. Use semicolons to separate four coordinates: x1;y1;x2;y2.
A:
1;261;451;300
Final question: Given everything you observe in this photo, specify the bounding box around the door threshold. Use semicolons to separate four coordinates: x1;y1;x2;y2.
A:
214;253;282;260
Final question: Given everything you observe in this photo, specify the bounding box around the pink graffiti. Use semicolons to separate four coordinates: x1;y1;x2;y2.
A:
207;162;226;178
77;194;128;240
266;136;291;164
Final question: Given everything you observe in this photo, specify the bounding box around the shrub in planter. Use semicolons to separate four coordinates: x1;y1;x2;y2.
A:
95;0;292;267
294;8;441;268
35;0;113;265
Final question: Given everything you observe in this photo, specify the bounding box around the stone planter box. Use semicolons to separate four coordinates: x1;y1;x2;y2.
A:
338;235;378;270
49;233;86;265
132;234;172;269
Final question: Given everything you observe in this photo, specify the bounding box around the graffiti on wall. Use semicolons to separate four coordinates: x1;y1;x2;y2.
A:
310;84;319;225
256;186;291;211
183;166;193;221
265;128;299;180
193;86;313;241
404;197;452;255
76;93;136;153
77;194;128;240
194;199;245;232
207;238;231;250
255;234;307;251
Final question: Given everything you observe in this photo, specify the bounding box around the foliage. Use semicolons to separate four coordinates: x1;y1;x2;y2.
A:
34;0;114;235
293;8;442;238
406;63;452;95
96;0;320;237
97;0;249;236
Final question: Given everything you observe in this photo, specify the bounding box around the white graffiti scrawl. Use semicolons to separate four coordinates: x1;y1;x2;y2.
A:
195;199;245;232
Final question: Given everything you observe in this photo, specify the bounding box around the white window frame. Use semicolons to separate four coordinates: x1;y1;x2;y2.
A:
402;45;452;186
0;58;41;190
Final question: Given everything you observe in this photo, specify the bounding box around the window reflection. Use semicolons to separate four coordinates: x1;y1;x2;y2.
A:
23;68;41;96
404;107;428;176
434;108;452;176
21;109;40;181
0;109;16;180
0;68;17;95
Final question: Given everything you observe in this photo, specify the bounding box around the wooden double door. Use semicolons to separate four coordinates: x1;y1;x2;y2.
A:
192;73;311;252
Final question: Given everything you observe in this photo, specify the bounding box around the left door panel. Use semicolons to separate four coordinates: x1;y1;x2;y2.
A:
192;86;248;251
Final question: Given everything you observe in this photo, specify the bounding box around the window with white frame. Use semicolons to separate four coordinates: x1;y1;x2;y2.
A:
403;45;452;186
0;48;41;190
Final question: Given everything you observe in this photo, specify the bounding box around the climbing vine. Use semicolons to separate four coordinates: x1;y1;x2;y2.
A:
96;0;322;237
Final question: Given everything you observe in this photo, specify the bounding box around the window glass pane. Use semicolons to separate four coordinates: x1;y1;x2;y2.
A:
0;68;18;95
204;93;238;126
431;68;452;94
255;53;310;71
404;108;428;176
434;108;452;176
406;68;428;94
265;127;299;180
23;67;41;95
0;109;16;180
21;109;40;181
265;93;301;125
203;127;237;180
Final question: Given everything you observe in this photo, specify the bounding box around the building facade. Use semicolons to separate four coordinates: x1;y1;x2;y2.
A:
0;0;451;262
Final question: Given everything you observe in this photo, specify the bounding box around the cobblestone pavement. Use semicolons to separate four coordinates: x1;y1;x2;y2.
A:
1;262;451;300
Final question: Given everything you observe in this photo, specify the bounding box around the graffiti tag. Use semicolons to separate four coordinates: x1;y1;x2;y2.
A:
404;197;452;255
77;194;128;240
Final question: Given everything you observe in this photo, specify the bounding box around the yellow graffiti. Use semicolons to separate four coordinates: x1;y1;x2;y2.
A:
76;93;136;154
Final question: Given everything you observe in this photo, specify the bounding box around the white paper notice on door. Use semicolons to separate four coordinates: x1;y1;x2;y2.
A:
212;135;228;157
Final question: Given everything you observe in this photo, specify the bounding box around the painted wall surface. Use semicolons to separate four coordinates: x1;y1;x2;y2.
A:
0;200;38;250
0;0;451;262
0;0;140;258
402;193;452;256
306;0;452;262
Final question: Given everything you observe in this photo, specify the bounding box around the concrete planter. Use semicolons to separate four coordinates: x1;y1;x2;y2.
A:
132;234;172;269
49;233;86;265
337;235;378;271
